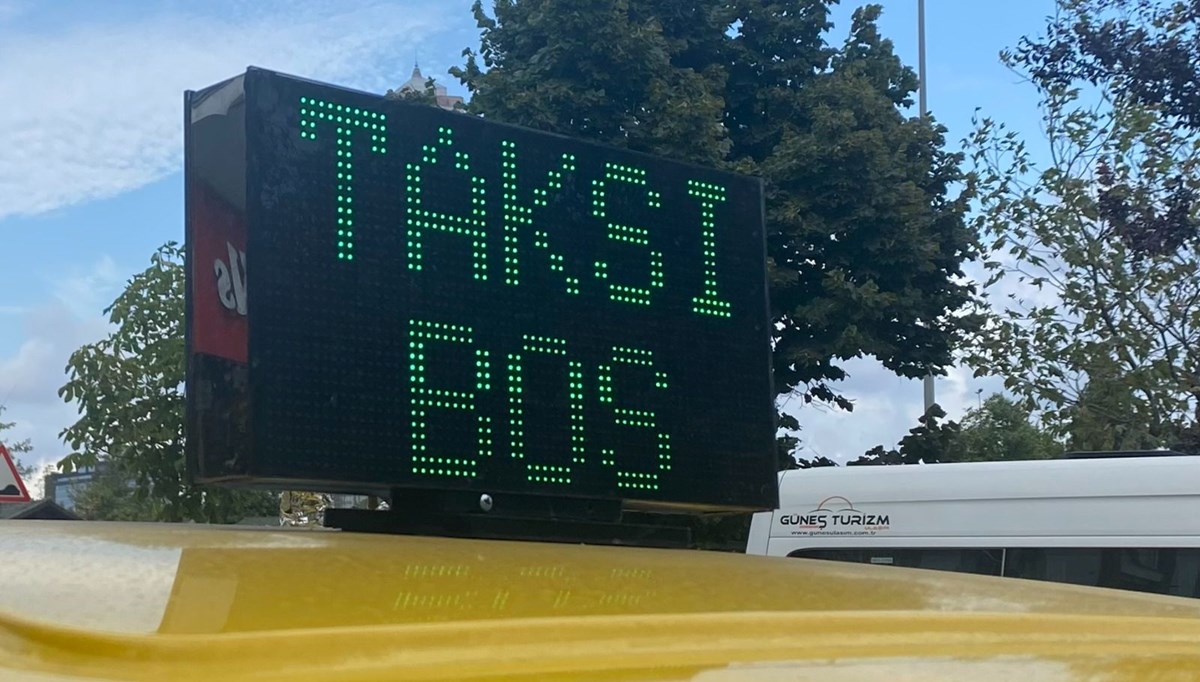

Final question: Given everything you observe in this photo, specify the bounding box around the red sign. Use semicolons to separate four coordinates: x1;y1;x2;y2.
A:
0;443;31;503
189;181;248;363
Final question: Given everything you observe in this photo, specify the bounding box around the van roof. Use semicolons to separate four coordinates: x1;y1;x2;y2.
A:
777;455;1200;504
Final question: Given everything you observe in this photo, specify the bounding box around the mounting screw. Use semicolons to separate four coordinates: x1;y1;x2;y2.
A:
479;494;494;512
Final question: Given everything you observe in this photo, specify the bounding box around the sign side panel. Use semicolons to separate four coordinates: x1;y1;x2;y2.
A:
185;75;253;482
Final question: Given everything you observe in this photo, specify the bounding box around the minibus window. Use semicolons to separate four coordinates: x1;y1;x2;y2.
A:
1005;548;1102;587
1005;548;1200;599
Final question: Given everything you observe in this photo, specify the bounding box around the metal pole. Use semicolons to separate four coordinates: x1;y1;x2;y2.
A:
918;0;928;118
919;0;936;414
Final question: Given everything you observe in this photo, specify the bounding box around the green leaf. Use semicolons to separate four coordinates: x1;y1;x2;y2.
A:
57;243;274;523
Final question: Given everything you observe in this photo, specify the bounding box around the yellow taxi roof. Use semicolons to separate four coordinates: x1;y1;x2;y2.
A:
3;520;1200;680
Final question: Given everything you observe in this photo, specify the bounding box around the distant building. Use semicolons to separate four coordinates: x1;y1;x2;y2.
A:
391;64;464;110
44;463;107;512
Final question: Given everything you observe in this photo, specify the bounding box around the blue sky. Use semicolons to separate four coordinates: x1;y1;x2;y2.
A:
0;0;1056;485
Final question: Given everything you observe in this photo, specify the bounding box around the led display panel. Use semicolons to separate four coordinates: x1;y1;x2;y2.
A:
186;68;777;511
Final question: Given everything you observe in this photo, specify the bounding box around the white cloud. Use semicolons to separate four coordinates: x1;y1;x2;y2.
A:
778;255;1014;461
0;300;114;496
49;255;125;320
0;1;477;496
0;257;122;491
0;337;56;403
0;298;111;406
0;0;467;222
787;359;1007;464
0;257;121;422
782;258;1023;460
780;240;1051;463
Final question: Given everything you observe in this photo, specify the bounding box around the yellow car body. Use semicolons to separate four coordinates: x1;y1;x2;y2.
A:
3;520;1200;680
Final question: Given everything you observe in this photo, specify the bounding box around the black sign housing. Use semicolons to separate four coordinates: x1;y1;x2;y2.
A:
185;67;776;512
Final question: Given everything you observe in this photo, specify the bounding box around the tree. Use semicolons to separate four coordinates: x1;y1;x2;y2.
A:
793;395;1058;469
1016;0;1200;131
57;243;276;523
776;411;803;469
956;394;1062;461
71;462;161;521
794;454;838;468
452;1;980;437
452;0;731;166
849;405;961;465
1057;355;1172;451
835;394;1061;466
739;5;979;412
965;0;1200;443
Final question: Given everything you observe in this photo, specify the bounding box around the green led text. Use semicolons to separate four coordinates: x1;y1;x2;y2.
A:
298;96;387;261
408;319;492;478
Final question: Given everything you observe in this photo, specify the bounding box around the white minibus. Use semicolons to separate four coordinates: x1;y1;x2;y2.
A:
746;454;1200;598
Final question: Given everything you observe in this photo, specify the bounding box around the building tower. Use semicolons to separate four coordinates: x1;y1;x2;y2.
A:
392;63;464;110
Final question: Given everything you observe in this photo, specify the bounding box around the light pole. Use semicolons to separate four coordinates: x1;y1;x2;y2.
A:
919;0;936;415
918;0;928;117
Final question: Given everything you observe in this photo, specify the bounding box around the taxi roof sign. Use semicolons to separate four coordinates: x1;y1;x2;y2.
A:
0;443;31;503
